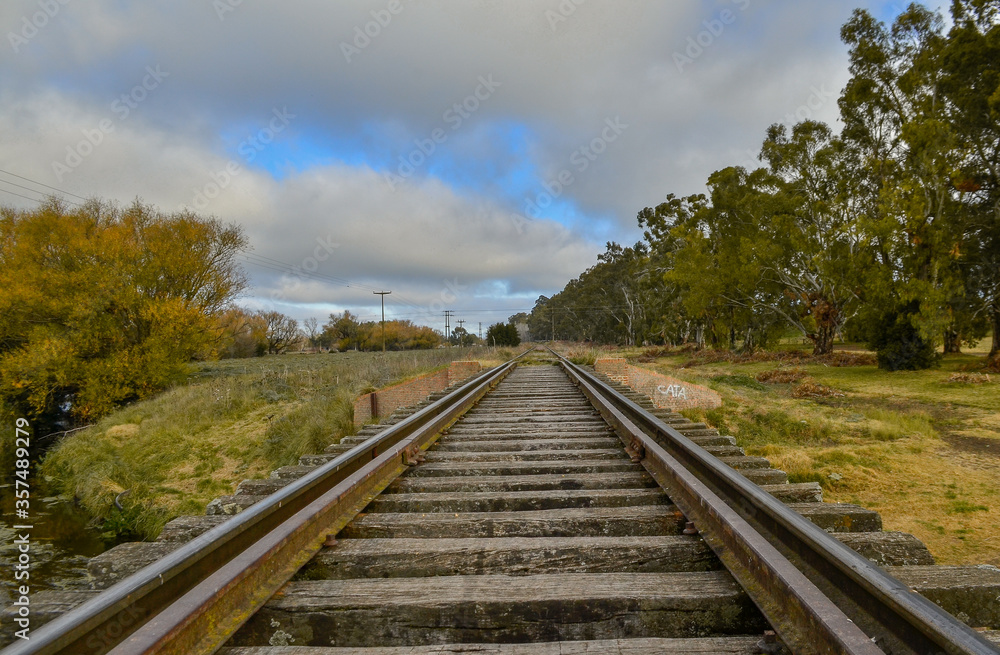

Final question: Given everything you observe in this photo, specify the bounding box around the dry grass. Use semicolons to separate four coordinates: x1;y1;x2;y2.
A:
41;348;479;540
791;381;846;398
601;343;1000;566
756;368;807;384
674;347;877;369
945;372;993;384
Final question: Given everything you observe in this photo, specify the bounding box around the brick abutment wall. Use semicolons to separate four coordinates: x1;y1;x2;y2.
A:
353;360;483;426
594;357;721;411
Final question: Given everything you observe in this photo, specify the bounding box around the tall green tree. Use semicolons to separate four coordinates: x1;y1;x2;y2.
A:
650;171;788;353
940;0;1000;364
638;194;710;347
758;121;867;354
839;4;964;367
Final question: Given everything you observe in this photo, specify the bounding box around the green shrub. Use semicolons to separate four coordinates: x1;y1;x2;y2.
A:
865;303;941;371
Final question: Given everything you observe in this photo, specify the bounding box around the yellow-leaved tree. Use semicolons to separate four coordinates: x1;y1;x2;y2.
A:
0;198;248;425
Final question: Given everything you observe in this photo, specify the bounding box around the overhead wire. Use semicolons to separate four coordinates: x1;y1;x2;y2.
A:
0;186;50;204
241;251;463;317
0;168;89;202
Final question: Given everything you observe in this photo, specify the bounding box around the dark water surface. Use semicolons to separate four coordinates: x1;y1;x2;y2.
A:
1;473;108;606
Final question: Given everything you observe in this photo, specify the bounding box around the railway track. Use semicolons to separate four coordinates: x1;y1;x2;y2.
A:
3;349;999;654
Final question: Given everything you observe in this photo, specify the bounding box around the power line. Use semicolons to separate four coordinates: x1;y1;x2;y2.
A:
0;181;84;208
0;168;88;201
241;253;436;316
242;255;405;299
245;252;360;288
0;187;49;204
0;178;60;197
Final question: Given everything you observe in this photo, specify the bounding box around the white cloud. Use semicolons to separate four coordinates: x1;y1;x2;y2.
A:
0;88;596;326
0;0;919;325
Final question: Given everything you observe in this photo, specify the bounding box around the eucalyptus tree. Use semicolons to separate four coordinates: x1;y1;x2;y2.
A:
839;4;967;367
939;0;1000;364
645;170;788;353
758;121;868;354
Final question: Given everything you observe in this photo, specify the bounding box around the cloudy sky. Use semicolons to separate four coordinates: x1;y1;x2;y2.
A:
0;0;944;332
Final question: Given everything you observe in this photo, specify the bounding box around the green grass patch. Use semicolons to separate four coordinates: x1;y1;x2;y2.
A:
787;471;825;485
948;500;989;514
710;374;768;391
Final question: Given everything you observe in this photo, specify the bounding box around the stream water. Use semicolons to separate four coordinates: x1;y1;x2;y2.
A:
0;472;108;607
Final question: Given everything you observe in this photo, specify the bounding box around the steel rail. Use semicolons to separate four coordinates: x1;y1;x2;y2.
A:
3;351;529;655
554;350;999;655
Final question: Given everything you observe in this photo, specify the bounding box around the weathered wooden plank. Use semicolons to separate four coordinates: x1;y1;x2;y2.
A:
420;449;628;463
834;532;934;566
299;536;717;579
442;431;617;442
405;460;644;478
386;471;658;494
207;495;268;515
227;572;765;647
155;514;228;542
787;502;883;533
760;482;823;504
236;478;292;496
888;565;1000;629
432;438;620;452
88;541;181;589
219;635;764;654
367;488;669;513
716;456;772;471
0;590;99;645
339;505;680;539
736;468;787;485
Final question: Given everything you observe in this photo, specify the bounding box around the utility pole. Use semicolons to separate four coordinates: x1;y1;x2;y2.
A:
374;291;391;352
457;319;465;347
551;309;555;342
479;322;482;341
444;310;455;345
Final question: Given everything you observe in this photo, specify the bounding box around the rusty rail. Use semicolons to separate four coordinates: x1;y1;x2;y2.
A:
554;350;998;655
3;351;529;655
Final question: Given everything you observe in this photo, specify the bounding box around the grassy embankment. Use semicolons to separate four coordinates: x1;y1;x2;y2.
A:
41;348;483;541
564;341;1000;566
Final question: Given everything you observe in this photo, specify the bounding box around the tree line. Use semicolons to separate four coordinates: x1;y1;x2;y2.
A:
529;2;1000;370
